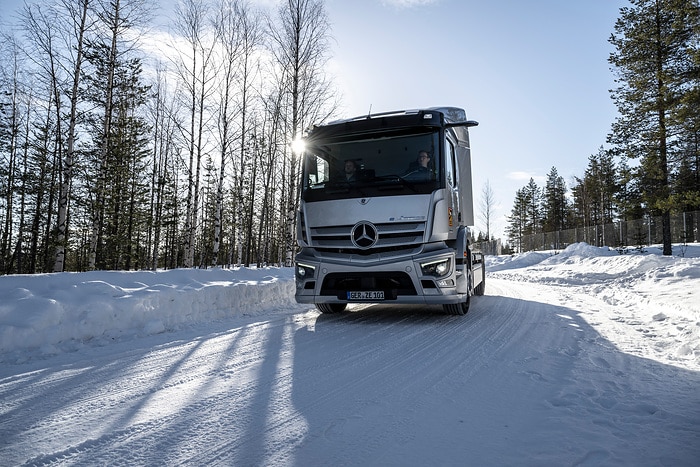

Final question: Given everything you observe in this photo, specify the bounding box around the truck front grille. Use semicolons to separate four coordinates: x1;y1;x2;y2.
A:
309;221;425;254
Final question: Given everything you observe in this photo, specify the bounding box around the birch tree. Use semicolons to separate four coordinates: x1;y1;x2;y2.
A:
233;2;263;266
211;0;261;267
478;180;496;241
172;0;217;268
20;4;64;272
21;0;95;272
267;0;337;266
0;33;24;273
53;0;92;272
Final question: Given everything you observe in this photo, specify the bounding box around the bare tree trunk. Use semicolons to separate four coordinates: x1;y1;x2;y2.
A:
172;0;216;268
0;37;20;274
54;0;91;272
29;94;48;273
480;180;496;241
148;71;177;270
259;97;284;267
211;0;250;267
244;131;260;267
14;92;33;274
267;0;336;267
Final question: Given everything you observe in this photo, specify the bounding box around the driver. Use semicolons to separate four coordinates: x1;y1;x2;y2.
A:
403;150;432;180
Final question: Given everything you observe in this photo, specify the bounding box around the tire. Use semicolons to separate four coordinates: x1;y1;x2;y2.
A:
316;303;347;314
443;294;470;315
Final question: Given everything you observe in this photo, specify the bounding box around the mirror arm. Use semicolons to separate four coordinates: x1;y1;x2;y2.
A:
446;120;479;128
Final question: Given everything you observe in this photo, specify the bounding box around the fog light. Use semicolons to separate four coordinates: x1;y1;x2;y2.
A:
296;262;315;279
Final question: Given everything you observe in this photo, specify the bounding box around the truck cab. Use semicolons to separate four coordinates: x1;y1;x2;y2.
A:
294;107;484;315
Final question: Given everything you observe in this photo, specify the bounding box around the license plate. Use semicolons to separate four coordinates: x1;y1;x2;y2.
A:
347;291;385;300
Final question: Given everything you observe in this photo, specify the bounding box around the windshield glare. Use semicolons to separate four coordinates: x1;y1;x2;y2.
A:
302;130;440;200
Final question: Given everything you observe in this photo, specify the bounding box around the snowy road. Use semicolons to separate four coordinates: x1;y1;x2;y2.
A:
2;276;698;466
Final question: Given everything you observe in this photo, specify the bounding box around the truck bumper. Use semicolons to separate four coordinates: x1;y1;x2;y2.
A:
294;247;470;306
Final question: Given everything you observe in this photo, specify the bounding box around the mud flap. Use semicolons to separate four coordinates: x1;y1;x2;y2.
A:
455;226;469;294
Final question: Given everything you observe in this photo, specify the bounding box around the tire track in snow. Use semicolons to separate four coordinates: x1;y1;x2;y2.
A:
2;320;300;465
192;284;549;466
5;283;554;466
4;278;699;466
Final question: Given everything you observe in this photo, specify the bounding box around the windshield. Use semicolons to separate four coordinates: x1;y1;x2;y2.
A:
302;130;441;201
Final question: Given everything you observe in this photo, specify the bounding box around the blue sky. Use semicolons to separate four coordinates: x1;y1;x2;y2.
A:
324;0;628;238
2;0;628;239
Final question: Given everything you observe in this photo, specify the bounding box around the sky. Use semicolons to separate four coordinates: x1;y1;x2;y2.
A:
1;0;629;239
322;0;629;238
2;242;699;464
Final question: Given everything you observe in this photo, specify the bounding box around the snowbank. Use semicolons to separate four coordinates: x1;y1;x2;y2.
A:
1;243;699;368
0;267;301;361
488;243;700;369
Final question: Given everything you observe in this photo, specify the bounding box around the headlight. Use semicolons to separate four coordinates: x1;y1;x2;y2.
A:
296;262;315;279
420;258;451;277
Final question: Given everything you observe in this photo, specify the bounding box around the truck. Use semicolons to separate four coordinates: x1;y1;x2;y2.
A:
293;107;485;315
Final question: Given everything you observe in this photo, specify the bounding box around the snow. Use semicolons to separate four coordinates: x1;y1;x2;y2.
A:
1;243;699;465
0;268;297;361
489;243;700;370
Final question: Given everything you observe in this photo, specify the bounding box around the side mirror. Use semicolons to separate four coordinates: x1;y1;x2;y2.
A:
446;120;479;128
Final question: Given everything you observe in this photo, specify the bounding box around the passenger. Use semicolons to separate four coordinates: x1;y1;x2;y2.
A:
343;159;357;181
404;150;433;180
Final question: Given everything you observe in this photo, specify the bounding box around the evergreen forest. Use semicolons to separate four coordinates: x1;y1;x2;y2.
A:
505;0;700;255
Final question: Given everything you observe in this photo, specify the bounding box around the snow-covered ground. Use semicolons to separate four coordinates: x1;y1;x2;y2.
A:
487;242;700;371
1;243;699;465
0;266;299;362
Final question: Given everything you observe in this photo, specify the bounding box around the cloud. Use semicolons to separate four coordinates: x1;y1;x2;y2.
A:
508;171;536;180
506;172;547;188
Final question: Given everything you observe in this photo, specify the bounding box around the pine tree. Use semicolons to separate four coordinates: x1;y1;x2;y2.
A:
22;98;59;274
524;177;542;236
542;167;569;233
506;188;529;253
615;158;645;221
570;176;590;232
671;2;700;213
609;0;700;255
81;46;152;269
587;147;618;227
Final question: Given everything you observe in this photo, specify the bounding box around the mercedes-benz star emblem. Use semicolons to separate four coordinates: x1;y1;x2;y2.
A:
351;222;378;249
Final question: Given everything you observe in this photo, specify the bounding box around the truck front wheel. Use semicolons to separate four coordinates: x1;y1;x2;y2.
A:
443;294;470;315
316;303;348;314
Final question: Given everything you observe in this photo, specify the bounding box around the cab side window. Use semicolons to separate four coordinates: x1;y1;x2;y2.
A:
445;138;456;188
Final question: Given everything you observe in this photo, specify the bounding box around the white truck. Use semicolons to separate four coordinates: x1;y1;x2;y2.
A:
294;107;484;315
